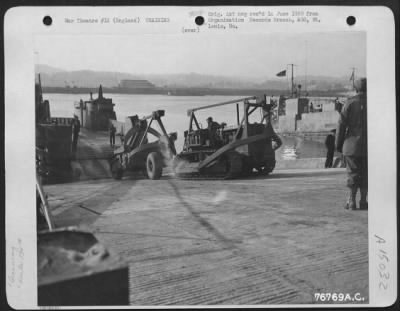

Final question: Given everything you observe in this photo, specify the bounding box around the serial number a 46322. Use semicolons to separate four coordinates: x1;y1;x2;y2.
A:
314;292;366;302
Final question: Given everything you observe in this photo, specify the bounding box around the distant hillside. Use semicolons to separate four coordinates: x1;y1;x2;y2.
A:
35;64;66;75
36;69;141;88
147;73;263;89
35;64;353;91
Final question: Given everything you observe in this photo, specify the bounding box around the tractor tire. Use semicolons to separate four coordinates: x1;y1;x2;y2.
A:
241;158;254;177
256;167;268;175
256;165;274;176
146;152;163;180
110;158;123;180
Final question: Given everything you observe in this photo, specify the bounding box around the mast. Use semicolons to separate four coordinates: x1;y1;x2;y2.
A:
286;64;289;94
288;63;295;97
291;64;294;97
305;40;308;94
38;74;43;103
350;67;356;90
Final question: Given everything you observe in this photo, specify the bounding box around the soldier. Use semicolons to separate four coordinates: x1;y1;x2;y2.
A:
206;117;221;147
335;97;343;113
325;129;336;168
72;116;80;153
335;78;367;210
109;122;116;147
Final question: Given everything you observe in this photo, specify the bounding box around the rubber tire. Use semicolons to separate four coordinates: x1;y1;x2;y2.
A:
110;158;123;180
146;152;163;180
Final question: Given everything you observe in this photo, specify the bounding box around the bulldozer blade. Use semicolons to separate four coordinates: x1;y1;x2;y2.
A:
198;132;269;170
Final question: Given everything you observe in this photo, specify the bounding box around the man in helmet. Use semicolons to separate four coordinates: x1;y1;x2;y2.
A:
336;78;367;210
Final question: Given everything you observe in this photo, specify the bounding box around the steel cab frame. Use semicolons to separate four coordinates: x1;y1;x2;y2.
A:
181;96;277;171
184;96;273;149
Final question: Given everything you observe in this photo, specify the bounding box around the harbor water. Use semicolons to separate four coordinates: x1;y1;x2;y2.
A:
45;93;330;161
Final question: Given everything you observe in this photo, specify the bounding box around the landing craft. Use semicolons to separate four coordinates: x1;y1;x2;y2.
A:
35;77;129;305
35;74;75;184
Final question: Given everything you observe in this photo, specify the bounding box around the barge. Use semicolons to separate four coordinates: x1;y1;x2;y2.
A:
36;75;74;184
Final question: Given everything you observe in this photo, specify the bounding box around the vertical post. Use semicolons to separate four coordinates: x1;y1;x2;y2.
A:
286;64;289;94
80;100;83;126
243;100;249;139
291;64;294;97
189;112;193;132
305;40;308;94
38;74;42;97
193;114;200;130
236;103;240;125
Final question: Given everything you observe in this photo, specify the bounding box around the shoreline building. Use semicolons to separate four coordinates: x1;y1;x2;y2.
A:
118;79;156;90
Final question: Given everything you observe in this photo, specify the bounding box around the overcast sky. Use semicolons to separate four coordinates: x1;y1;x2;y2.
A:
34;32;366;79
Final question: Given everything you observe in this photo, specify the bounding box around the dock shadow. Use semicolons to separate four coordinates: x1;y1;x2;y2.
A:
239;169;345;181
53;178;137;228
166;179;237;249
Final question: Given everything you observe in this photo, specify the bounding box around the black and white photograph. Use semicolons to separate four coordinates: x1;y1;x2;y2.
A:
4;6;397;308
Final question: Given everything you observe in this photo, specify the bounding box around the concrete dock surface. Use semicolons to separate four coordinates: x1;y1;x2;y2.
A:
44;168;368;305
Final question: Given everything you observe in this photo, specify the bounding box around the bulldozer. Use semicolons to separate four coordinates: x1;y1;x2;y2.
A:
173;96;282;179
110;110;177;180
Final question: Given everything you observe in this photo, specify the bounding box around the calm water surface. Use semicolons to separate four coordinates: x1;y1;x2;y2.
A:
45;93;328;160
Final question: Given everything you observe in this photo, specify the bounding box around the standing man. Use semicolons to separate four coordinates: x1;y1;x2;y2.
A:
72;116;80;153
109;122;116;147
335;97;343;113
336;78;367;210
261;95;282;151
206;117;220;147
325;129;336;168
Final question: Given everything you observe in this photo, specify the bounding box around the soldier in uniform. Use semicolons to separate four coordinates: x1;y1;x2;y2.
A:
335;78;367;210
72;116;81;153
109;122;116;147
325;129;336;168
